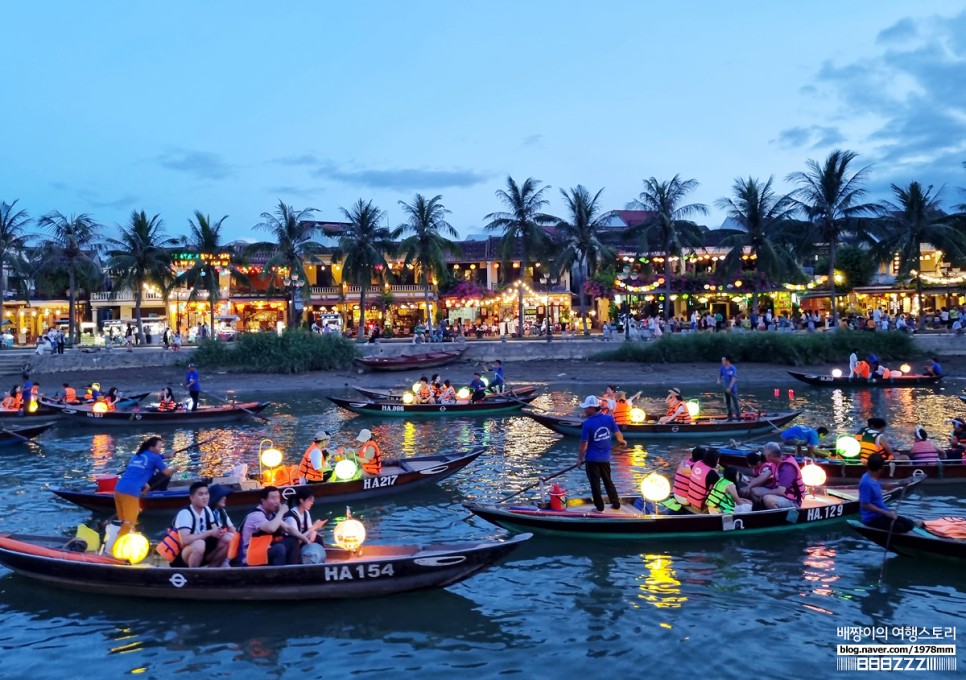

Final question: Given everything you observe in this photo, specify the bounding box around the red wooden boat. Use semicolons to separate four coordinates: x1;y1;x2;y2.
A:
354;349;466;372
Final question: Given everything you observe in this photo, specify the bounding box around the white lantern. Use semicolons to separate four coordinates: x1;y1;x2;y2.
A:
686;400;700;418
334;518;366;552
900;363;911;374
836;436;861;458
831;368;843;378
412;382;422;394
260;447;283;469
457;387;470;400
334;459;358;481
640;473;671;501
402;392;414;404
629;408;646;424
801;462;827;487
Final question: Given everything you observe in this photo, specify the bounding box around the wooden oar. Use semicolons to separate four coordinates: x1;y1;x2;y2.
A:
499;463;579;503
201;390;270;422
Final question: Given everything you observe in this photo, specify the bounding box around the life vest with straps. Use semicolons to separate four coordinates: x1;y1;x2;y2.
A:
672;459;694;504
858;427;887;463
440;386;456;403
63;386;77;403
705;477;735;514
417;383;432;401
910;440;940;463
1;394;19;410
30;385;38;399
298;443;329;483
158;396;177;411
665;400;692;423
854;361;870;379
775;456;806;505
431;382;443;398
613;399;631;426
243;507;285;566
686;460;715;508
358;440;382;476
284;508;312;534
156;505;216;562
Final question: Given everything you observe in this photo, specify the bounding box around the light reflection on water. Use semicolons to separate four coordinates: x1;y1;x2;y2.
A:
0;383;963;676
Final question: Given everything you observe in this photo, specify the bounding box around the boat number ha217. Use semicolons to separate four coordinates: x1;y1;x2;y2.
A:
380;405;405;412
324;563;395;581
363;475;398;490
806;504;844;521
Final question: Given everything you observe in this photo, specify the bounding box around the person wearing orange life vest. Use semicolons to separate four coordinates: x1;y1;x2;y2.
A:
685;448;720;510
853;359;871;379
659;387;693;424
355;428;382;476
439;379;457;404
415;376;433;404
59;383;79;404
157;387;178;411
298;430;334;484
612;391;632;426
759;443;807;509
1;385;23;411
430;374;443;401
856;417;907;463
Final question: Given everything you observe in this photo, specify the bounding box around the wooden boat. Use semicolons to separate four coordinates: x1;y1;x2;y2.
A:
0;423;54;446
523;409;801;440
57;401;269;427
39;391;150;410
717;448;966;485
329;395;536;417
464;477;922;540
353;385;537;402
52;449;485;515
355;349;467;372
848;520;966;564
787;370;943;387
0;532;531;600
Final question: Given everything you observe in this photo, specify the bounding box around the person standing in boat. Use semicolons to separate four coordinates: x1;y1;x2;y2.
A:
848;349;859;378
114;436;178;536
576;395;627;513
184;363;201;411
487;360;505;393
717;356;739;421
859;454;919;533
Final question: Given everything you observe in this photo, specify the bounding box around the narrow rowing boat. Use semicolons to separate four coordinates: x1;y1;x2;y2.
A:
787;371;943;387
523;410;801;439
353;385;537;402
848;520;966;564
52;449;485;514
57;402;269;427
39;391;150;410
0;532;531;600
328;395;536;417
0;424;53;446
355;349;467;372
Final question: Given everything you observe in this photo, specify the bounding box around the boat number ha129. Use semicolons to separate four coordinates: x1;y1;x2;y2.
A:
806;504;844;521
363;475;398;490
380;405;405;412
324;563;395;581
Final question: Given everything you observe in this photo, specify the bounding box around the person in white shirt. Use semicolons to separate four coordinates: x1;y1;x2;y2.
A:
172;482;229;568
848;349;859;377
282;487;328;562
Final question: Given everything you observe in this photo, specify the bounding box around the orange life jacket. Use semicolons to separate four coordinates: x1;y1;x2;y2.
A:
244;508;285;566
298;444;328;483
1;395;16;410
440;386;456;403
613;399;631;425
854;361;870;378
158;397;177;411
64;387;77;403
358;441;382;476
417;384;432;401
665;400;693;423
686;460;715;508
30;385;38;398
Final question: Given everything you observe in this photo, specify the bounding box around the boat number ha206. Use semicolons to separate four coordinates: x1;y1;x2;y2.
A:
324;563;395;581
806;504;844;521
380;405;405;412
363;475;398;490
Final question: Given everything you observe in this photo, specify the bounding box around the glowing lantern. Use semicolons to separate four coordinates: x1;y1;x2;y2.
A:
900;364;911;374
92;401;108;413
836;436;861;459
260;446;283;469
630;408;646;424
480;376;489;387
412;382;422;394
686;400;700;418
640;473;671;501
92;383;101;391
801;462;827;487
402;392;414;404
27;400;38;413
457;387;470;400
334;509;366;552
112;532;150;564
831;369;842;378
334;459;358;481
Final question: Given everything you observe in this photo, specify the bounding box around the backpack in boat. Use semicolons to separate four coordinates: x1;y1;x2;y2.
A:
155;506;215;562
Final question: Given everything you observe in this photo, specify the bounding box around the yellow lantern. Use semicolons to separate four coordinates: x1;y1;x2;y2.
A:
27;400;38;413
334;513;366;552
640;473;671;502
831;368;843;378
801;462;827;487
900;363;911;374
686;400;700;418
412;382;422;394
457;387;470;400
334;459;358;481
112;532;150;563
402;392;414;404
480;376;489;387
260;446;283;469
836;436;861;458
92;401;108;413
629;408;646;424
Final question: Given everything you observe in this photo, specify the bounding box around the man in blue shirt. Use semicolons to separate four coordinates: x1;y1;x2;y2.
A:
577;395;627;512
468;372;487;403
488;360;505;393
923;357;942;377
779;424;829;456
185;363;201;411
859;454;917;532
114;436;178;536
717;356;739;420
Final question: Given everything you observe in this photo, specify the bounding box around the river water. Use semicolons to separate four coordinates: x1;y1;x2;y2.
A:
1;383;964;678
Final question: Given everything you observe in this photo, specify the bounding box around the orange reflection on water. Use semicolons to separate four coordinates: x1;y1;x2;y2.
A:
89;434;115;473
637;553;687;609
801;544;840;598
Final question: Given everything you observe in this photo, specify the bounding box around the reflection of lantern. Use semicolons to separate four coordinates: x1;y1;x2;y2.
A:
801;463;827;487
92;402;108;413
402;392;414;404
836;436;860;458
27;400;38;413
457;387;470;400
334;511;366;552
686;400;700;418
640;473;671;502
630;408;646;424
900;363;911;374
334;459;358;481
112;532;150;563
260;446;283;469
831;369;842;378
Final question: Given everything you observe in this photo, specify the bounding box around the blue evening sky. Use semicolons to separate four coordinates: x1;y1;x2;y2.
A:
2;1;964;241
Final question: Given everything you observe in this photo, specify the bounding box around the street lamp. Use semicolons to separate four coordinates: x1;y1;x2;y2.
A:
289;273;304;328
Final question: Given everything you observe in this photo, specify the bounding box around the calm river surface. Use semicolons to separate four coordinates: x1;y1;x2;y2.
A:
1;382;964;678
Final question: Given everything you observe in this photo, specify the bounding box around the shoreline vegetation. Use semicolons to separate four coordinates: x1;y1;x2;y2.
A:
191;330;359;373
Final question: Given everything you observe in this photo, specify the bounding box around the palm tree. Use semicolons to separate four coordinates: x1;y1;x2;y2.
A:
554;185;613;335
484;176;555;337
0;201;31;317
338;199;394;342
396;194;461;330
36;211;100;344
872;181;966;319
105;211;178;343
715;177;801;322
254;201;320;328
626;175;708;321
787;149;876;328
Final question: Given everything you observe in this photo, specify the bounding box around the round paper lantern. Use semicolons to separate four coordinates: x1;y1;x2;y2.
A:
836;436;861;458
402;392;414;404
801;462;827;487
412;382;422;394
334;459;358;481
686;400;700;418
27;400;38;413
260;447;283;469
92;401;108;413
831;369;842;378
92;383;101;391
112;532;150;563
457;387;470;400
334;518;367;552
480;376;489;387
640;473;671;502
900;363;911;374
629;408;646;424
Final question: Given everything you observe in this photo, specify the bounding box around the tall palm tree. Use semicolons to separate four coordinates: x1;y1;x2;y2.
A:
176;212;250;338
0;201;31;316
872;181;966;319
36;211;100;344
554;185;614;335
484;176;555;336
626;175;708;321
254;201;320;328
396;194;461;329
787;149;876;328
105;211;178;343
715;176;801;322
338;199;394;342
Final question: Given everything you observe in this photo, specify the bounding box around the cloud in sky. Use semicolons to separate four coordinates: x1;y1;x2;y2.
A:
521;134;544;148
271;154;320;167
312;163;492;190
157;149;233;180
876;17;918;44
774;125;845;149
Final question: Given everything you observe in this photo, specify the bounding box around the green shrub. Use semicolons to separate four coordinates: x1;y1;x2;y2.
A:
191;330;360;373
591;331;916;366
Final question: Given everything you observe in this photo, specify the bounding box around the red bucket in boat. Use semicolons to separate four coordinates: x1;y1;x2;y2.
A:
95;474;118;493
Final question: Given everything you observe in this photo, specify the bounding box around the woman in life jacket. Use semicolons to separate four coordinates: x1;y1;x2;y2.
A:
659;387;692;424
439;379;457;404
909;427;941;463
1;385;23;411
705;466;752;514
415;376;433;404
685;448;721;510
104;387;120;411
157;387;178;411
673;447;705;505
430;374;443;401
355;428;382;476
612;391;631;426
740;451;775;500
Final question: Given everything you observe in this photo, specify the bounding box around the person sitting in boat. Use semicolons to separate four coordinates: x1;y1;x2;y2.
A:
706;466;751;514
157;387;178;411
56;382;80;404
659;388;692;424
415;376;433;404
487;360;505;393
874;364;893;380
923;357;943;377
859;454;920;533
1;385;23;411
778;424;829;456
684;447;720;511
612;391;632;427
355;429;382;476
103;387;121;410
599;385;617;415
439;379;457;404
758;443;806;510
857;417;908;463
673;447;705;505
740;451;774;500
469;373;487;403
909;427;941;463
853;359;871;379
208;484;239;566
169;481;230;568
429;374;443;401
867;353;880;375
239;486;310;566
86;383;102;401
299;430;335;484
946;418;966;461
282;487;329;562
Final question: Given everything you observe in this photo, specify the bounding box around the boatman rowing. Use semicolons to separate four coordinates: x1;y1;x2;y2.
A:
576;395;627;513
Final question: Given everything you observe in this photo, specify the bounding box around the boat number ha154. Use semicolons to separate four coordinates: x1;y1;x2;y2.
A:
806;504;844;521
324;563;395;581
381;405;405;412
363;475;398;490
